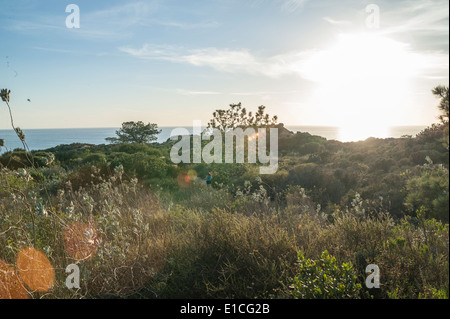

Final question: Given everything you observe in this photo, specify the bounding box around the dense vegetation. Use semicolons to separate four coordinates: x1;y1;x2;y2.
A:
0;88;448;299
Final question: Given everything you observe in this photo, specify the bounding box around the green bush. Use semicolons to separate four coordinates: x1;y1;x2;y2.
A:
108;152;168;180
291;250;362;299
111;143;162;156
405;164;449;222
81;153;106;165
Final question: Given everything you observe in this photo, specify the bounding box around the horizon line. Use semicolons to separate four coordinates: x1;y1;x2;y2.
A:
0;124;431;131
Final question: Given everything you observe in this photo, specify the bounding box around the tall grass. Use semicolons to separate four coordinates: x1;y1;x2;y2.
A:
1;166;448;299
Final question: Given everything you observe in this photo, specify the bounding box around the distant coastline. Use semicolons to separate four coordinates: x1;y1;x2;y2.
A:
0;125;428;153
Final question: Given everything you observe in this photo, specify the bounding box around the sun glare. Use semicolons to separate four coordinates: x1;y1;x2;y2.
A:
339;123;389;142
302;33;419;141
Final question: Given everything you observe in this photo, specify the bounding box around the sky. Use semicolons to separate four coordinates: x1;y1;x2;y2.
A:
0;0;448;134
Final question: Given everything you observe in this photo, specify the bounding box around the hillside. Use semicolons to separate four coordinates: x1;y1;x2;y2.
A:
1;121;448;299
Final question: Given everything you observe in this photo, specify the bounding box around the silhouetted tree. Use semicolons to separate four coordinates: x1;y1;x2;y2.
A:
432;85;449;124
207;103;278;131
106;121;161;144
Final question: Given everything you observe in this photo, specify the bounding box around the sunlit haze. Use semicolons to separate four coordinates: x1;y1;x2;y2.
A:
0;0;448;141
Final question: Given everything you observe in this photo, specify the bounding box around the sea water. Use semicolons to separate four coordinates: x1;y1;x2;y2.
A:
0;125;428;153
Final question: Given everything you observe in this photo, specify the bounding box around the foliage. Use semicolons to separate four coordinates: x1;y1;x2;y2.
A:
108;152;168;180
0;88;11;103
432;85;449;125
291;250;362;299
1;166;448;299
106;121;161;144
151;208;297;299
0;167;168;298
404;161;449;222
0;89;449;299
207;103;278;131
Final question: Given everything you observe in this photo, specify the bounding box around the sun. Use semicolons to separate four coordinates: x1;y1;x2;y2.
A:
301;33;419;142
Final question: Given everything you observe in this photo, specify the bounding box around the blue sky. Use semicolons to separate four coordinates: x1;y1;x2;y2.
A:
0;0;448;131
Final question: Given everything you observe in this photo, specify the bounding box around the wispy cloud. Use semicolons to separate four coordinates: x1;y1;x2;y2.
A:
119;44;182;61
4;2;152;40
80;1;219;36
176;89;222;96
120;36;448;82
5;1;209;40
231;90;302;96
149;19;220;29
6;19;64;33
294;34;448;83
250;0;309;13
32;46;80;54
323;17;352;26
180;48;272;75
280;0;309;13
170;88;303;97
378;0;449;37
119;44;299;77
85;2;154;26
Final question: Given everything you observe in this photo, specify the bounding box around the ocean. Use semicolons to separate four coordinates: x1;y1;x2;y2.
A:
0;125;428;153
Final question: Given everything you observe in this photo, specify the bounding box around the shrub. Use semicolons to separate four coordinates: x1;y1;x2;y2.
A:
111;143;162;156
405;164;449;222
108;152;168;180
81;153;106;165
153;210;298;299
290;250;362;299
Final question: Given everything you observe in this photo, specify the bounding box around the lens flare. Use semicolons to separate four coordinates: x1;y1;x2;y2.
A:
0;259;29;299
16;247;54;293
64;222;98;260
177;170;197;188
